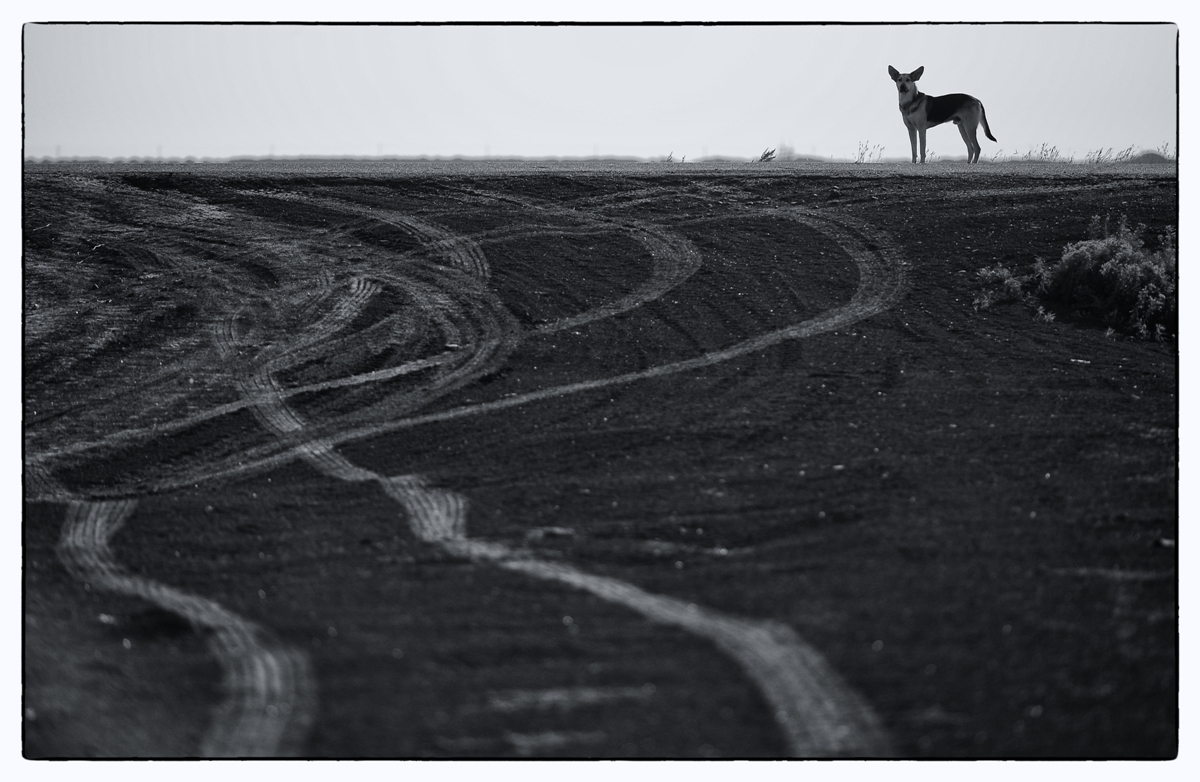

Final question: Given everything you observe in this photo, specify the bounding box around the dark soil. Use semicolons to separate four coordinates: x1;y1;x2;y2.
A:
23;160;1177;759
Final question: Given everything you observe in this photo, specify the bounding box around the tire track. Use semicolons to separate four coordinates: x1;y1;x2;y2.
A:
536;223;702;335
214;290;394;484
253;275;382;374
377;473;893;757
55;499;316;757
52;204;902;496
183;193;901;754
26;354;449;469
166;204;905;485
54;220;519;497
25;193;690;470
206;195;902;756
216;271;518;460
449;185;704;334
248;190;490;280
33;184;906;756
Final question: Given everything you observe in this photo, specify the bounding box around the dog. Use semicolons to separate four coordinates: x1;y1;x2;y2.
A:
888;65;996;163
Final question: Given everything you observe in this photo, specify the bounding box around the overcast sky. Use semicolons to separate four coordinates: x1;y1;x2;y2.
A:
23;22;1177;161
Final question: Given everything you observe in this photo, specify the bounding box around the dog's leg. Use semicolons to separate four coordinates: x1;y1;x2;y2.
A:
957;122;975;163
965;103;990;162
907;125;918;164
961;114;983;163
918;127;927;164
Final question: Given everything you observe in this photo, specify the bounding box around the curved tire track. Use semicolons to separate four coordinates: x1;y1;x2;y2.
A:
33;182;906;757
193;204;906;478
195;195;903;756
56;499;316;757
50;202;904;494
378;474;893;757
25;191;694;471
248;189;490;280
450;185;705;335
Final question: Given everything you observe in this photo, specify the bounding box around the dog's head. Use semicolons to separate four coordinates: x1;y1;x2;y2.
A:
888;65;924;97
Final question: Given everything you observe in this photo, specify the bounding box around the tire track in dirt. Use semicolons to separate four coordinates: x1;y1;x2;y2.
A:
238;271;518;447
369;195;901;755
448;184;704;335
213;191;524;432
26;355;450;467
186;203;905;477
197;193;520;468
33;182;905;756
55;498;316;757
247;189;490;280
377;474;893;757
251;275;382;373
264;183;702;339
196;192;902;756
52;228;518;497
68;202;902;494
23;178;325;461
31;193;513;755
537;223;701;335
25;189;689;470
213;280;414;483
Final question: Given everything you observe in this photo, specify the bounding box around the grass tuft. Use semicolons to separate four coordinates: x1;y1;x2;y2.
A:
854;142;884;164
1023;143;1067;163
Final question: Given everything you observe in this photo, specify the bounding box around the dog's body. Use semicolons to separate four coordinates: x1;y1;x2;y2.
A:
888;65;996;163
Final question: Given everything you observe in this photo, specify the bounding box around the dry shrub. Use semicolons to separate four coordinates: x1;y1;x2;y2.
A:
973;264;1028;310
1034;216;1176;340
974;216;1176;341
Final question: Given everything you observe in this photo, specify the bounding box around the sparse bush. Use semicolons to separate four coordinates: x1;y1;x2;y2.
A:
758;148;776;163
665;151;674;163
974;215;1176;340
973;263;1029;310
1114;144;1136;164
1084;148;1113;165
1034;216;1176;339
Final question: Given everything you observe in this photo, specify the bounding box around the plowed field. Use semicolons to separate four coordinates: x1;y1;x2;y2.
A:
23;161;1177;759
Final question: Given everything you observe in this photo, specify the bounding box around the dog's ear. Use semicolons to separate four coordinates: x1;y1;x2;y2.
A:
888;65;900;81
911;66;924;81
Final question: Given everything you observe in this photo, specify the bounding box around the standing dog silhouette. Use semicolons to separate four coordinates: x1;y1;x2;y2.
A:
888;65;996;163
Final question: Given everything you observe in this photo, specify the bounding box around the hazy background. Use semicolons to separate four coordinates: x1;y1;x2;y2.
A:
23;23;1177;162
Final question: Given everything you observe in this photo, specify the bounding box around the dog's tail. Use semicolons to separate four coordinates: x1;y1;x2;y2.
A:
981;103;997;142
